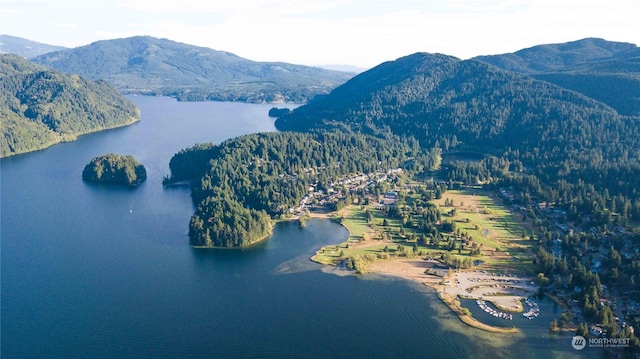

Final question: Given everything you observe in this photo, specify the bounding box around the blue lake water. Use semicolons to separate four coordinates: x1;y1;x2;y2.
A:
1;96;604;358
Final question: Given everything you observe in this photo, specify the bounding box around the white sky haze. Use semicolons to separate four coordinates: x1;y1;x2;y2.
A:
1;0;638;68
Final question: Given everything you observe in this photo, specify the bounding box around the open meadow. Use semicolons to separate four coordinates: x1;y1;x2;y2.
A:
313;188;535;274
311;187;540;332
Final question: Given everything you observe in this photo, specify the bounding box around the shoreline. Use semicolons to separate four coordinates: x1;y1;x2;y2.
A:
310;204;531;334
438;291;520;334
363;258;525;334
196;200;533;335
363;267;520;333
192;222;276;249
192;209;331;250
1;115;140;158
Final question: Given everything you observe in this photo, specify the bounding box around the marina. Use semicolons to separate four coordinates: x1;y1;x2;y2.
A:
522;298;540;320
474;297;540;321
476;299;513;320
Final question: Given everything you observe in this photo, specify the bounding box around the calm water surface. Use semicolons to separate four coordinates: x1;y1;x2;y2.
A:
1;96;603;358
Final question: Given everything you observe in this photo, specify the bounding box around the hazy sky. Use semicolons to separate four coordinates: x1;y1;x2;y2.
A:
1;0;638;68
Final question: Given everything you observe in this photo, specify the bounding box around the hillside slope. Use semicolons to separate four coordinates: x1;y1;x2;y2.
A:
0;34;67;58
0;54;139;157
275;52;633;163
474;38;640;116
32;36;354;103
275;50;640;227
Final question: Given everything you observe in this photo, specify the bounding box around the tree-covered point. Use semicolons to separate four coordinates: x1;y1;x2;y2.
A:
268;107;291;117
82;153;147;186
166;131;440;248
0;54;140;157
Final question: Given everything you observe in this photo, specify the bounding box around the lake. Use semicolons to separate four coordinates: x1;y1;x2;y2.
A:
1;96;603;358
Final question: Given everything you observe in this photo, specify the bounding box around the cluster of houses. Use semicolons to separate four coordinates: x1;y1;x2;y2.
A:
288;168;404;216
498;187;639;338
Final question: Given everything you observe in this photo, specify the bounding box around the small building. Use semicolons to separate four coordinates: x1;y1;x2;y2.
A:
384;191;399;199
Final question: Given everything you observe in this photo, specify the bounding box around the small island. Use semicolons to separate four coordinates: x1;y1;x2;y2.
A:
82;153;147;186
268;107;291;118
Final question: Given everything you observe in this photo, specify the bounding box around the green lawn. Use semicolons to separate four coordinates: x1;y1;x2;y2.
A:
312;188;535;275
433;189;536;273
339;206;371;240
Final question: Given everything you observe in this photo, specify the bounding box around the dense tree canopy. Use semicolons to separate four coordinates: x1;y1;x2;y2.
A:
82;153;147;186
167;131;439;247
474;38;640;116
0;54;140;157
275;52;640;226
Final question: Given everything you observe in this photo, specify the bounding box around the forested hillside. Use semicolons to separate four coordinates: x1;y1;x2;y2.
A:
474;38;640;116
31;36;354;103
275;52;631;158
0;54;139;157
165;40;640;338
166;132;439;247
275;51;640;226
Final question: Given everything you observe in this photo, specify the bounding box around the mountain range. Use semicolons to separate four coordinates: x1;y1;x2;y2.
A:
1;35;638;162
27;36;354;103
0;35;67;59
276;38;639;145
5;35;636;112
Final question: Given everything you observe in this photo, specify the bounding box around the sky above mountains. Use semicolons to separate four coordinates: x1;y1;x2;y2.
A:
1;0;638;68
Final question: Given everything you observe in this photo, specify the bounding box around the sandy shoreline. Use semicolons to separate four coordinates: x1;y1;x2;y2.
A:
363;257;532;333
306;188;541;334
311;205;536;334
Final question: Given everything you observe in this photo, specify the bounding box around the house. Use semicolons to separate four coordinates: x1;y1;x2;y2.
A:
384;191;399;199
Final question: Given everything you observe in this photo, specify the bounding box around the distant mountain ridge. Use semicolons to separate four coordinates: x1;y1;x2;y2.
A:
0;35;68;59
473;38;640;116
473;38;638;73
31;36;354;103
0;54;139;157
318;64;368;73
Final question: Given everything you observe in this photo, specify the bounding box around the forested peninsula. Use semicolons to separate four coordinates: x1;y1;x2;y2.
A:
167;50;640;250
82;154;147;186
0;54;140;157
165;132;441;248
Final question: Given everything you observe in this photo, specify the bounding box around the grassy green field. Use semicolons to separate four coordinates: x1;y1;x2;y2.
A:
434;190;535;274
312;188;535;275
